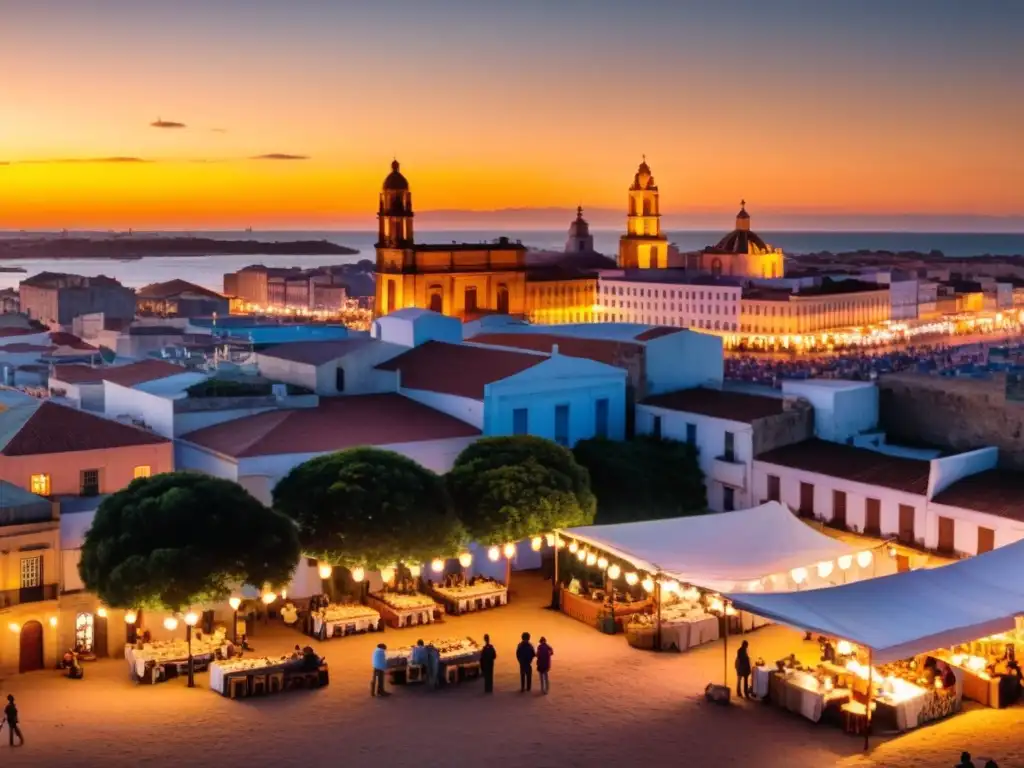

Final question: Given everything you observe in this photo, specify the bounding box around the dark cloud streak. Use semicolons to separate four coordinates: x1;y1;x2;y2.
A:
250;153;310;161
151;119;186;129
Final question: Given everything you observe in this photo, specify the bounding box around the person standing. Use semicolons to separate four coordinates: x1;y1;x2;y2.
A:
735;640;752;699
371;643;389;697
536;637;553;694
3;695;22;746
516;632;535;693
425;643;442;689
480;634;497;694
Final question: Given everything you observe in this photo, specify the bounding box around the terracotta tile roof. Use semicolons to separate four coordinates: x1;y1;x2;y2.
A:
634;326;683;342
932;469;1024;522
471;333;639;367
48;332;97;351
258;338;372;366
51;359;185;386
642;387;786;424
756;438;930;495
182;394;480;458
375;341;546;399
0;401;169;456
0;328;42;338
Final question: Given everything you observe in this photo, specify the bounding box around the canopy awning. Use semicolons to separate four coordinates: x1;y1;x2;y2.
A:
725;539;1024;663
562;501;861;593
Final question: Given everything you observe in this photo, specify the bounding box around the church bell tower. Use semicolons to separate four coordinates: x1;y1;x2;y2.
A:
377;159;414;248
617;157;669;269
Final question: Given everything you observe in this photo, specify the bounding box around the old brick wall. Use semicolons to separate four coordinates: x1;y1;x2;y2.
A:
878;373;1024;469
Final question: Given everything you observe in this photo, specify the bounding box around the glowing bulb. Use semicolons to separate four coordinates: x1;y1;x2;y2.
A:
641;577;655;593
317;562;333;579
709;597;724;614
545;533;555;547
380;566;395;584
661;579;679;595
625;572;638;586
817;561;834;579
351;566;365;583
838;555;853;571
228;597;241;611
503;543;516;559
530;536;542;551
49;616;58;628
857;550;873;568
8;622;19;633
97;606;108;619
163;617;178;631
488;545;500;562
791;567;807;585
607;564;621;579
184;611;199;626
597;557;608;570
281;588;287;600
458;552;473;568
408;564;421;578
261;591;276;605
725;604;738;616
568;541;579;554
888;546;897;557
576;548;586;562
837;640;854;656
124;611;137;625
586;552;597;566
431;558;444;573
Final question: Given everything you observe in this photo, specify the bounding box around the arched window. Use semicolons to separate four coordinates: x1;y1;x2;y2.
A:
496;284;510;315
75;612;95;653
427;285;443;314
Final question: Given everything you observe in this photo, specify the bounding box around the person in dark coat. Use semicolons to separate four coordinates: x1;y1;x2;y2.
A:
3;695;23;746
515;632;535;692
735;640;753;699
480;634;497;693
956;752;976;768
536;637;553;694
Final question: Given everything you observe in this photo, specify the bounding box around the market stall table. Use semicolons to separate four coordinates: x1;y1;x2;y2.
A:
311;603;382;639
366;592;439;629
769;668;851;723
427;580;507;615
385;637;482;685
210;655;329;698
125;633;231;684
560;588;650;632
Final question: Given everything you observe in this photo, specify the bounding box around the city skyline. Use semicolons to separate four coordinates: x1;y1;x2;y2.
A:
1;0;1022;230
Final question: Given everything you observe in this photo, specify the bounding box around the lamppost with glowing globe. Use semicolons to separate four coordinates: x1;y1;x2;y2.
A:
184;611;199;688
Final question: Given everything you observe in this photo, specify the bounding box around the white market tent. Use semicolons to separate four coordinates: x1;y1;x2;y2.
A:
562;501;864;593
725;539;1024;663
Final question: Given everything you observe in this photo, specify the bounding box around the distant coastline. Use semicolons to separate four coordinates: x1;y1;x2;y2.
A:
0;237;359;261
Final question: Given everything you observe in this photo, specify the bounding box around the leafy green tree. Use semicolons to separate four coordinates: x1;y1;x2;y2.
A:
448;436;596;544
573;436;706;524
79;472;300;610
273;448;464;569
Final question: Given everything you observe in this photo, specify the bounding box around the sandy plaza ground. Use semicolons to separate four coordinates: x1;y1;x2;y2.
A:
0;573;1019;768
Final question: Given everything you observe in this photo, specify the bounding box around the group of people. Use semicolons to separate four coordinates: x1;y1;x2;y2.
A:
957;752;1000;768
369;632;554;697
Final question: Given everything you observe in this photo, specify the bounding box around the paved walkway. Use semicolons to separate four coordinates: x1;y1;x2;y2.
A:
0;573;1018;767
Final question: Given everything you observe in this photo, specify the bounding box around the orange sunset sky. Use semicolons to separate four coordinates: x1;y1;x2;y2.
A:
1;1;1021;230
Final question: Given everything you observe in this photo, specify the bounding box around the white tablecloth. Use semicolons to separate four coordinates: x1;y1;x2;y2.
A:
753;666;772;698
391;607;433;627
433;585;507;613
313;613;379;638
659;614;719;651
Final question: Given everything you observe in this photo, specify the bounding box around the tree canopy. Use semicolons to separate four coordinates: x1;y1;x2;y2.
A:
79;472;300;611
448;436;596;544
573;436;706;524
272;447;465;569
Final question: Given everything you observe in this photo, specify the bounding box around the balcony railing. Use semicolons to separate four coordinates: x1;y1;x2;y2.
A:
0;584;58;608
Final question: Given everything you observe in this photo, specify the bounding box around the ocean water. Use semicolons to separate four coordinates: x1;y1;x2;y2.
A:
0;229;1022;294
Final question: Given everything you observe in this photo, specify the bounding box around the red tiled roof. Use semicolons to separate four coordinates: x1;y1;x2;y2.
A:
471;333;640;368
932;469;1024;522
1;401;169;456
48;332;97;351
51;359;185;386
258;338;372;366
634;326;683;342
0;328;43;339
182;394;480;458
642;388;786;424
375;341;546;399
756;439;930;495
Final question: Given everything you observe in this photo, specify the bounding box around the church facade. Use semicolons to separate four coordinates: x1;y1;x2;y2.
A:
373;160;528;320
617;158;670;270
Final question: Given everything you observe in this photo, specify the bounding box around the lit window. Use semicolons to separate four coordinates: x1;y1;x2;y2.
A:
30;473;50;495
133;466;152;479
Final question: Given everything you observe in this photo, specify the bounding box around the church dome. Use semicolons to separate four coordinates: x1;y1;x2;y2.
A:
568;205;590;237
632;156;656;190
383;159;409;191
707;201;770;254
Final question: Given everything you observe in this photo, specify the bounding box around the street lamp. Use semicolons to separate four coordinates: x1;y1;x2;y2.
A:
228;597;241;644
184;611;199;688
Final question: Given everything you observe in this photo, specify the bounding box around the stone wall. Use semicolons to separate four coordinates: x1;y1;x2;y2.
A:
878;373;1024;469
751;398;815;456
